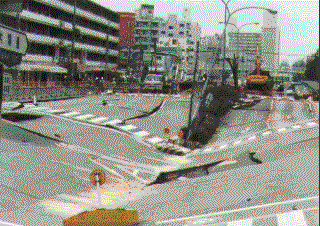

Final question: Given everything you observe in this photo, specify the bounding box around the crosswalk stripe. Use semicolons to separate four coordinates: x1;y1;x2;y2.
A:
47;109;68;114
60;111;81;117
277;210;307;226
105;119;123;125
119;125;137;131
32;107;51;111
74;114;96;120
227;218;253;226
88;117;109;123
146;137;164;144
134;131;150;137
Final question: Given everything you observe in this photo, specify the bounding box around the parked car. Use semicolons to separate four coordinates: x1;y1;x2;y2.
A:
278;82;317;100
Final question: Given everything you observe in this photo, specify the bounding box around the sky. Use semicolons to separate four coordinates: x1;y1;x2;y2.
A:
92;0;319;66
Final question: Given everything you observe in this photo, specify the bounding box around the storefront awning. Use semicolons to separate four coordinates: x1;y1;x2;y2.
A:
18;63;68;73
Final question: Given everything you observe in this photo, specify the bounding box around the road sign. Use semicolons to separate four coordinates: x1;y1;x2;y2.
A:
0;24;28;67
90;169;107;186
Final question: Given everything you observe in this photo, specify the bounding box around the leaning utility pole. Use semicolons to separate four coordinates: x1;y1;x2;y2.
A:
187;40;201;140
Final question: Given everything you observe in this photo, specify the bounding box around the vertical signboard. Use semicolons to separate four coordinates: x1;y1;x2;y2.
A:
2;71;12;97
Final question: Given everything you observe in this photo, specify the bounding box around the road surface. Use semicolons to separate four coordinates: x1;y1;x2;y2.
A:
0;95;318;225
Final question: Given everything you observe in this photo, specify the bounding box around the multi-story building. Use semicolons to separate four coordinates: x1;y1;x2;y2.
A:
227;32;262;77
261;10;280;71
118;12;137;72
0;0;120;86
157;10;201;80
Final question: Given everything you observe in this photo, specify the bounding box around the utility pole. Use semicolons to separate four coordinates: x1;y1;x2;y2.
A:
0;63;3;114
187;40;200;140
105;35;110;79
153;38;157;74
222;6;227;86
70;0;77;87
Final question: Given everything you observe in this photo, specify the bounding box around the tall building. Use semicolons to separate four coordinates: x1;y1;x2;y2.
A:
157;10;201;79
228;32;262;76
261;10;280;71
199;34;222;75
134;4;160;52
118;12;137;71
0;0;120;85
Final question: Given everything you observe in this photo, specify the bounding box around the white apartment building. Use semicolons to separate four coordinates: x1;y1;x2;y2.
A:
261;10;280;71
157;9;201;79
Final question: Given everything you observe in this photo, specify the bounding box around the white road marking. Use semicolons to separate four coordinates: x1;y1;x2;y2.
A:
220;144;228;149
134;131;150;137
218;160;238;167
278;128;286;132
88;117;109;123
204;148;213;153
277;210;307;226
105;119;123;125
227;218;253;226
146;137;164;144
292;125;301;129
248;136;256;140
262;130;272;136
47;109;67;114
119;125;137;131
234;140;242;145
61;111;81;117
74;114;96;120
32;107;51;111
156;195;319;224
307;122;317;127
0;221;23;226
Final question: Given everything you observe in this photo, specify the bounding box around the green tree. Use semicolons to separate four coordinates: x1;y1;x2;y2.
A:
304;49;319;81
292;59;307;82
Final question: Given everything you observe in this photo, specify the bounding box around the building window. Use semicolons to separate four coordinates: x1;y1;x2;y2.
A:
169;26;174;29
161;31;166;34
168;33;173;37
7;34;12;46
180;24;184;28
172;39;178;45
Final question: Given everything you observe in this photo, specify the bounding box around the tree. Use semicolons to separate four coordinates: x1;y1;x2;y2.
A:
304;49;319;81
224;53;242;89
280;61;290;70
292;59;306;68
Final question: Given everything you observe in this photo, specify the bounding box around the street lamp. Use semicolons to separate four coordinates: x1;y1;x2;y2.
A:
218;0;277;85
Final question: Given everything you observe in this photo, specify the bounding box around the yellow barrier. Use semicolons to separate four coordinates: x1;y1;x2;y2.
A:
63;209;138;226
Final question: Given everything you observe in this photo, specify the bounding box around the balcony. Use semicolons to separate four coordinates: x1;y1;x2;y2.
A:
22;54;54;63
21;10;110;40
20;10;61;26
108;49;119;56
33;0;119;29
108;35;119;43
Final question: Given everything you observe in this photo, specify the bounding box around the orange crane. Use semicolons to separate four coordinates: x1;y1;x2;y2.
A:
246;45;274;94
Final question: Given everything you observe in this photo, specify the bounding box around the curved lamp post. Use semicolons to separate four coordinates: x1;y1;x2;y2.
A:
219;0;277;85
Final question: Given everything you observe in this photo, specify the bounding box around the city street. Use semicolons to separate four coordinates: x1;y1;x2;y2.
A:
0;0;319;225
0;94;319;225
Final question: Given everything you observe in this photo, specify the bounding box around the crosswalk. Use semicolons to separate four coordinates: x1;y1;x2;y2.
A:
180;208;319;226
157;196;319;226
20;105;172;149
